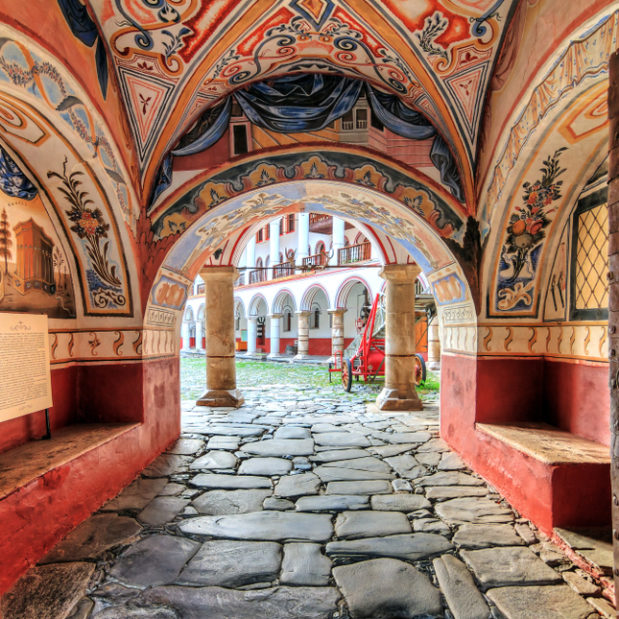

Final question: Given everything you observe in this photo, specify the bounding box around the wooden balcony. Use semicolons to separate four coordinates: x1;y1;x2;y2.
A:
249;269;266;284
338;241;371;265
302;252;327;269
273;262;295;279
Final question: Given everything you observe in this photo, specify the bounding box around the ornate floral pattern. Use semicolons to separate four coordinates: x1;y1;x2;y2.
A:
496;148;566;311
48;159;125;309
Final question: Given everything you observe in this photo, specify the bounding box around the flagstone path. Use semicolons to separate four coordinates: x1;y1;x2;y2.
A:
1;384;610;618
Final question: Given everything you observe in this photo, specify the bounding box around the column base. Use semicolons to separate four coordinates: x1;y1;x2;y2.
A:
293;353;310;360
376;387;422;411
196;388;244;408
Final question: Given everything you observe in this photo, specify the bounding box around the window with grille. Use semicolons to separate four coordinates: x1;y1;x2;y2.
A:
570;187;608;320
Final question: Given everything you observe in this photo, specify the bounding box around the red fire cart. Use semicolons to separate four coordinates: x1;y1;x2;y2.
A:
329;293;426;392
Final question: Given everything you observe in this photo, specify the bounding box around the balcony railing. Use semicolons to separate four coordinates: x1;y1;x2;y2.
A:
249;269;266;284
338;241;371;265
302;252;327;269
273;262;295;279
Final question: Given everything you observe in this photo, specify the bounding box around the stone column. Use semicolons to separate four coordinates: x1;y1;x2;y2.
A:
267;314;282;359
247;316;258;355
376;263;422;411
269;218;281;279
298;213;310;260
197;266;243;407
608;48;619;595
328;308;347;360
295;311;311;359
427;316;441;371
332;217;346;264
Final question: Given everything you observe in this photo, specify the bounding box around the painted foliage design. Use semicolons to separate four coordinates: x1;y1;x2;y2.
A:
496;148;566;311
47;159;125;311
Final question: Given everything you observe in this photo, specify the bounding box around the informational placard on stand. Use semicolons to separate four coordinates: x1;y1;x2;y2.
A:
0;312;53;423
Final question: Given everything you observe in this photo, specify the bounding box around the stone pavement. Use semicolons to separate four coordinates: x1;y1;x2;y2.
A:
2;385;613;618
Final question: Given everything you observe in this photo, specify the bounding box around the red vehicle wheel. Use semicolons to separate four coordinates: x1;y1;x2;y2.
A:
414;354;427;385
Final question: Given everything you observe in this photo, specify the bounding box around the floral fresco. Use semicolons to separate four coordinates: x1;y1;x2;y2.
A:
496;147;566;311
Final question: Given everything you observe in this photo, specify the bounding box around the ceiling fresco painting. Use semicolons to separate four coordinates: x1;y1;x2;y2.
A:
479;10;618;227
0;25;138;231
84;0;518;207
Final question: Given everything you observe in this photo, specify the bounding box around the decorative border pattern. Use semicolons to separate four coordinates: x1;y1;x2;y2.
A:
49;327;177;365
151;149;466;243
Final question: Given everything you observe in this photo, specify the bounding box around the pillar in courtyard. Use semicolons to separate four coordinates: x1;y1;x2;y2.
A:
197;266;244;407
332;217;346;264
376;263;422;411
298;213;310;260
295;310;311;358
608;48;619;596
427;316;441;371
247;315;258;356
267;314;282;359
329;308;346;360
269;218;281;278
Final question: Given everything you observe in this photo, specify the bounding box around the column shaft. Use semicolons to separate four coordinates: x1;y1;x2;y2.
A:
268;314;281;358
269;219;281;278
427;317;441;370
298;213;310;260
376;263;422;411
196;266;243;407
247;317;258;355
329;309;346;359
295;311;311;358
332;217;346;264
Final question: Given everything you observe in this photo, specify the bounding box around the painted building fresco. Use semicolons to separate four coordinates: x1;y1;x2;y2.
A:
0;191;75;319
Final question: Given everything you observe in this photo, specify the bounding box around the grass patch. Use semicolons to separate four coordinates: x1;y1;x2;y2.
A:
181;356;440;402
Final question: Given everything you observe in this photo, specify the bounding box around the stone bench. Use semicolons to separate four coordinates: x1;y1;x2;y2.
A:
0;423;138;502
476;422;610;534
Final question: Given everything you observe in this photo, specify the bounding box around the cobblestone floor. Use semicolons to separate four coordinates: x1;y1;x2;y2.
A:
2;382;613;618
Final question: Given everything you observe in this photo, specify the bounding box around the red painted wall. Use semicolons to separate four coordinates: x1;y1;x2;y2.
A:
0;357;180;595
476;356;543;425
543;358;610;446
0;365;78;454
308;338;332;356
440;353;610;535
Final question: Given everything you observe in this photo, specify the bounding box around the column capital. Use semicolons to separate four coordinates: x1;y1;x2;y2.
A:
199;266;239;281
269;313;282;319
247;315;259;322
379;263;421;282
296;310;311;317
328;308;347;315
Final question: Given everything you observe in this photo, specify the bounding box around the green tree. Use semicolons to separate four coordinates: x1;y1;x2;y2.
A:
0;208;11;275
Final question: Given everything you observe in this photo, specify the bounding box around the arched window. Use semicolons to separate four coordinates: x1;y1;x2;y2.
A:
283;304;293;332
310;302;321;329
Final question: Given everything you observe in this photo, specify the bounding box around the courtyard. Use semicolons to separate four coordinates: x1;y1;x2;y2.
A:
1;361;611;618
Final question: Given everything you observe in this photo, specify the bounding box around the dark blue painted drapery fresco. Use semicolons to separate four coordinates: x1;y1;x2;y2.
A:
152;75;464;204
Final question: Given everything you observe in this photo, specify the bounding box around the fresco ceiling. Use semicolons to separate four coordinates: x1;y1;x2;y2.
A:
79;0;519;208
